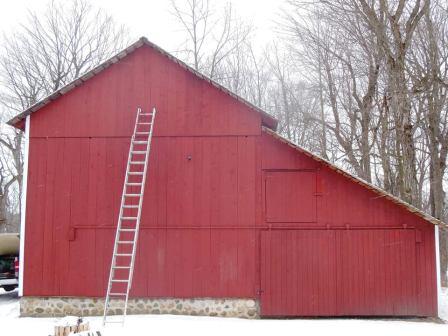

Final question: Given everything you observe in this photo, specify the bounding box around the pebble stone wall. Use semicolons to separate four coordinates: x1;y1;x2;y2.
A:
20;297;260;319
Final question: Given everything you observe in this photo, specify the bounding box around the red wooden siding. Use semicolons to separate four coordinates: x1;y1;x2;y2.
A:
261;230;337;316
24;135;259;297
29;47;262;138
265;171;317;223
22;43;437;317
261;229;422;316
261;132;438;230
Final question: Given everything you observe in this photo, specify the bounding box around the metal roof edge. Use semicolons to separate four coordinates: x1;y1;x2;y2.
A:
262;126;447;228
7;37;278;130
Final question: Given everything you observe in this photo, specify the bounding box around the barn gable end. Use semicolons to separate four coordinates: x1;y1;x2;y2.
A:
9;38;277;136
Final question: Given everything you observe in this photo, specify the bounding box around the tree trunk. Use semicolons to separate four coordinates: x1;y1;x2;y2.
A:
389;57;419;206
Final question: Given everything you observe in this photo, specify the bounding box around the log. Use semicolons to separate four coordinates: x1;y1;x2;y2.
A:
54;317;89;336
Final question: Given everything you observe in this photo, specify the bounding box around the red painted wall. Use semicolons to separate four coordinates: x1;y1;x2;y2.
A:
259;133;437;316
262;229;422;316
23;44;437;316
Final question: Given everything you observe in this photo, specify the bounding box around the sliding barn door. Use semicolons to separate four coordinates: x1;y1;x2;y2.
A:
260;229;418;316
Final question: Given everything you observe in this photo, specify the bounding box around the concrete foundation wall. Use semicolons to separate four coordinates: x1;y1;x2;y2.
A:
20;297;259;319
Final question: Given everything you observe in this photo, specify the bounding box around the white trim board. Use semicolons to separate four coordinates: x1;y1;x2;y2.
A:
435;226;441;317
18;115;30;297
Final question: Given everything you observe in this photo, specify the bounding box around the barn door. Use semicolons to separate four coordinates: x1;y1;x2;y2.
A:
260;229;418;316
260;230;337;316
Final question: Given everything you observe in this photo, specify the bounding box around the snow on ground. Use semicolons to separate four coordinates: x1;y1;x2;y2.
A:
441;287;448;321
0;288;19;318
1;288;447;336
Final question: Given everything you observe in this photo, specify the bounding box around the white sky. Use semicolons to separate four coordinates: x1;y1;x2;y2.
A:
0;0;285;53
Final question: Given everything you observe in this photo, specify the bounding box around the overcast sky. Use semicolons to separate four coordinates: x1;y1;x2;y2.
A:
0;0;286;53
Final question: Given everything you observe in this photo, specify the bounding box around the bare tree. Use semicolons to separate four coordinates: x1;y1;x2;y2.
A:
0;121;21;232
214;40;271;110
0;0;129;232
408;1;448;285
282;1;384;182
170;0;252;79
265;43;295;141
355;0;429;205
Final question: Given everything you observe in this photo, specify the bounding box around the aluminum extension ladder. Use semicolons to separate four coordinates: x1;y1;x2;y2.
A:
103;107;156;326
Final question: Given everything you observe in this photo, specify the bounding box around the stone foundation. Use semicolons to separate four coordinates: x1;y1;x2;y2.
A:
20;297;259;319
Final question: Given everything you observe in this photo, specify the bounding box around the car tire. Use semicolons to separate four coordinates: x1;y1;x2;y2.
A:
2;285;17;292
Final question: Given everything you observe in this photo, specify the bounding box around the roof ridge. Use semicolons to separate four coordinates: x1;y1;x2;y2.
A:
262;126;447;228
7;36;277;130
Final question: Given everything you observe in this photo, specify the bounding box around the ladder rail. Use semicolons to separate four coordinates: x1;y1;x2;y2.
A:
103;108;139;324
123;107;156;320
103;107;156;326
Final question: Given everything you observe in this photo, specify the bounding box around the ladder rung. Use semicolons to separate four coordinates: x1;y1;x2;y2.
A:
133;141;148;144
115;253;133;257
109;293;127;296
128;172;144;175
119;228;136;232
124;194;142;197
131;151;146;154
126;183;142;186
135;132;150;135
139;113;153;116
130;161;145;165
138;122;152;125
121;216;138;220
117;241;134;244
111;279;129;283
113;265;131;268
123;205;139;208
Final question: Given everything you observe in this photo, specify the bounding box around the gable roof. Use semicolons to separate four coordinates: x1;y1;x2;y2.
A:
7;37;278;130
263;127;447;228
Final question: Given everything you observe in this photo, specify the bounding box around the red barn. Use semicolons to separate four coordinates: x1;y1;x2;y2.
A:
9;37;443;318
